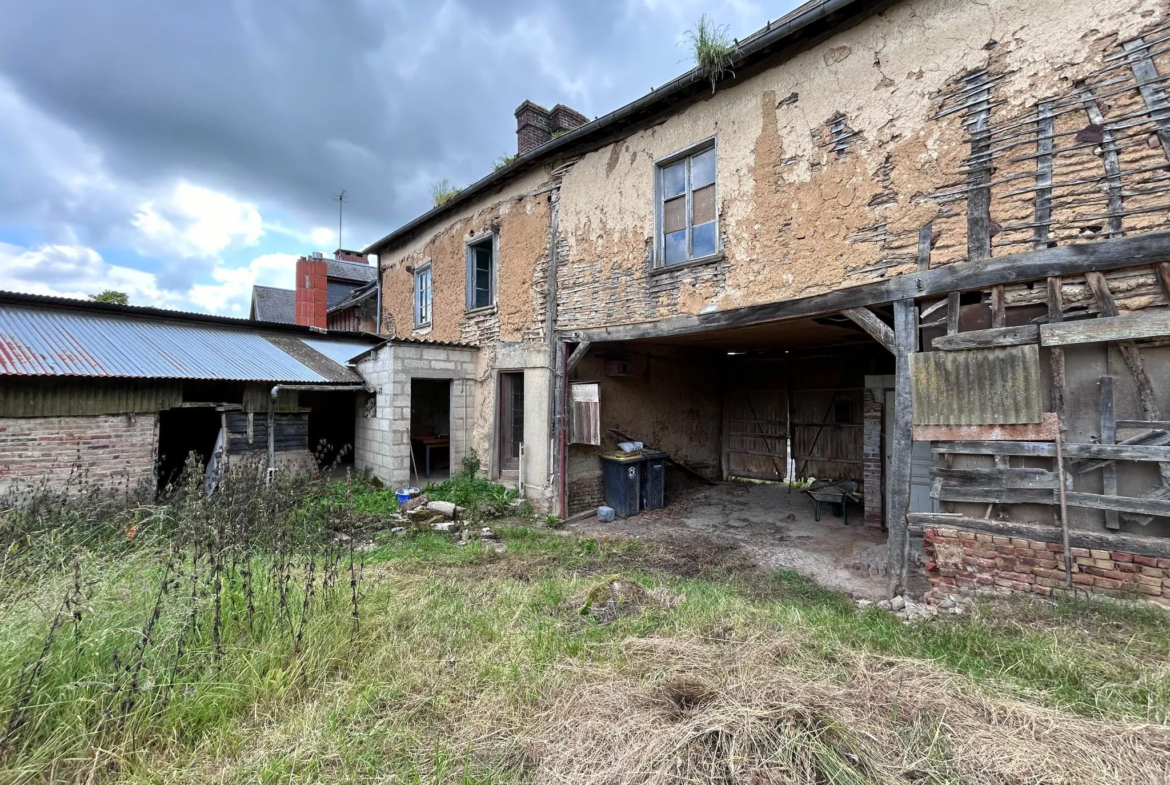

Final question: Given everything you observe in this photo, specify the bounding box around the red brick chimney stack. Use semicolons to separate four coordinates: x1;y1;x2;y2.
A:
334;249;368;264
294;253;328;328
515;100;588;156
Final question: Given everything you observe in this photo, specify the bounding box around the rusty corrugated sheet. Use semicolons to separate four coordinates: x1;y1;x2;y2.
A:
909;344;1043;425
0;303;366;383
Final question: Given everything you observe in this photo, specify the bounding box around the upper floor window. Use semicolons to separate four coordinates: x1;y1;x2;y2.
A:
413;263;432;327
466;233;496;310
656;141;717;266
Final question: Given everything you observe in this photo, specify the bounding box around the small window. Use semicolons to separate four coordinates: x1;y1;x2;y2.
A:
657;142;717;266
466;234;495;310
413;264;432;327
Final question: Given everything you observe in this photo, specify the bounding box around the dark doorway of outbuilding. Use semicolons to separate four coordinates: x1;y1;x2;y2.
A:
410;379;451;481
300;391;358;470
157;407;222;491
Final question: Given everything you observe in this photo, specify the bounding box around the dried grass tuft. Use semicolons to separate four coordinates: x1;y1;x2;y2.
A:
529;635;1170;784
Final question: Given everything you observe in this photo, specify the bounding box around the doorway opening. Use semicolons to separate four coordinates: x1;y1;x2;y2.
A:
411;378;451;482
300;390;357;470
498;372;524;478
157;407;222;491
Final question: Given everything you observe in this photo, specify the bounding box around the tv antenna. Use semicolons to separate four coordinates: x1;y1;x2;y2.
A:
336;190;347;250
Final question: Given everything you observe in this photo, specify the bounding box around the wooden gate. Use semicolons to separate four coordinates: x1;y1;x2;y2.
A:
723;358;787;481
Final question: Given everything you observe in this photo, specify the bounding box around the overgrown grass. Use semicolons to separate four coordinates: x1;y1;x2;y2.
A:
430;179;461;206
685;14;737;93
2;477;1168;783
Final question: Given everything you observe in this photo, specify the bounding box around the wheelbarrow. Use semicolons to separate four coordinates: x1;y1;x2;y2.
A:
804;480;861;525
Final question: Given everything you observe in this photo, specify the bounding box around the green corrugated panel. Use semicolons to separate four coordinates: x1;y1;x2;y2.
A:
0;378;182;417
909;344;1043;425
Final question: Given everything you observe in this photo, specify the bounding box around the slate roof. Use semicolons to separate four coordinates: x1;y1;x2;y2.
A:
250;285;296;324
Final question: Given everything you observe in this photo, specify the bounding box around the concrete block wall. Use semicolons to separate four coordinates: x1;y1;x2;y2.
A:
0;413;158;496
354;342;478;489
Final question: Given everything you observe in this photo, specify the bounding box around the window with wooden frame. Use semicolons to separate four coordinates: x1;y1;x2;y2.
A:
413;263;432;327
656;140;717;266
465;233;496;311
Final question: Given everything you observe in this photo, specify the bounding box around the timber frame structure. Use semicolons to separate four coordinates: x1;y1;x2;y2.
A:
555;231;1170;594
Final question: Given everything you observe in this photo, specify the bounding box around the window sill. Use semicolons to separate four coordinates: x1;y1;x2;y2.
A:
649;252;726;276
413;322;432;335
464;304;498;316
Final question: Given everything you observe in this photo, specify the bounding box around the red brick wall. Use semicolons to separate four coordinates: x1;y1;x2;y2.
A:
923;525;1170;608
862;390;883;529
294;257;328;328
0;413;158;495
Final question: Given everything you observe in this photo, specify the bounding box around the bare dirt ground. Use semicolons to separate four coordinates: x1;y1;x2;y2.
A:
570;480;889;599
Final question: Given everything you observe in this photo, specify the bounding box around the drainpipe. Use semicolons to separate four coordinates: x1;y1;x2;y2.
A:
518;442;526;498
375;254;383;334
545;183;561;511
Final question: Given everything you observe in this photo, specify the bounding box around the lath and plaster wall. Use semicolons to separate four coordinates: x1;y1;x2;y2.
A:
554;0;1170;331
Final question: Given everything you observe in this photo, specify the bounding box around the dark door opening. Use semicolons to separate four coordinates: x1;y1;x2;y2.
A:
300;391;357;469
157;407;222;491
498;372;524;475
410;379;451;479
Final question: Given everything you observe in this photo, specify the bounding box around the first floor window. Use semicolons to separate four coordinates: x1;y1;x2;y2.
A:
414;264;432;326
657;142;717;265
466;234;495;310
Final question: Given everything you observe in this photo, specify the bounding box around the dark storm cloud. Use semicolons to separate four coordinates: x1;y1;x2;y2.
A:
0;0;776;249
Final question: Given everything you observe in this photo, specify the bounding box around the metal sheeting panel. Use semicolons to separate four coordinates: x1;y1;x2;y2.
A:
0;304;359;382
300;337;375;368
0;378;182;417
910;344;1043;425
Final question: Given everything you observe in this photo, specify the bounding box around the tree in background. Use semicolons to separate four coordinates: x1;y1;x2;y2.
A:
89;290;129;305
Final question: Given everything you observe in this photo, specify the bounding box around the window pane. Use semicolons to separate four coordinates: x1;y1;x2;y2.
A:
692;184;715;225
691;148;715;189
663;195;686;235
664;229;687;265
662;161;685;198
472;243;493;308
692;221;717;258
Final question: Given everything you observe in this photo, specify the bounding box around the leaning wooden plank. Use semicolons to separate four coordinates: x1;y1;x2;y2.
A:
1099;376;1120;530
930;467;1058;489
932;324;1039;351
1124;38;1170;161
841;308;895;353
1118;420;1170;429
1040;310;1170;346
1065;491;1170;518
565;341;592;373
913;413;1058;442
1046;276;1067;416
932;440;1170;461
1083;272;1161;423
907;513;1170;559
931;485;1055;505
1075;429;1170;474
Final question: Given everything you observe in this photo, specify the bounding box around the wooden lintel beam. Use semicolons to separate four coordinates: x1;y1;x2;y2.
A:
930;467;1058;489
562;232;1170;344
1041;310;1170;347
932;323;1038;351
931;485;1055;505
908;513;1170;559
841;308;895;353
932;439;1170;462
565;341;591;373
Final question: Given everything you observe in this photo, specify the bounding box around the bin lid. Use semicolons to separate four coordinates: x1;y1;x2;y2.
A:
599;451;643;462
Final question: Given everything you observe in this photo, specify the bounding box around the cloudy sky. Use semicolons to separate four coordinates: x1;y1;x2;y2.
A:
0;0;790;316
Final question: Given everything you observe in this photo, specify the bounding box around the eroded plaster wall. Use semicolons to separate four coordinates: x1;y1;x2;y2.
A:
554;0;1169;331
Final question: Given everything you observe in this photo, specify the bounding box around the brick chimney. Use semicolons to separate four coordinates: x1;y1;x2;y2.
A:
549;104;588;136
515;100;550;155
334;248;368;264
295;253;328;328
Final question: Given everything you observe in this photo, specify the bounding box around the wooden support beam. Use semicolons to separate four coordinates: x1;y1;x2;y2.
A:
1041;310;1170;347
991;286;1006;328
1080;91;1123;237
930;485;1055;505
1099;376;1120;530
932;439;1170;462
930;467;1058;489
1084;272;1161;420
967;84;993;263
1065;491;1170;518
565;341;591;373
1074;429;1170;474
932;324;1038;351
946;292;961;335
841;308;894;353
917;223;933;271
887;299;916;598
1034;101;1055;249
1123;39;1170;162
563;232;1170;345
1118;419;1170;430
908;513;1170;559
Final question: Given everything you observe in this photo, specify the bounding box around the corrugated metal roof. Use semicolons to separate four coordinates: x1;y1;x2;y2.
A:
0;302;375;383
301;337;378;367
910;344;1043;426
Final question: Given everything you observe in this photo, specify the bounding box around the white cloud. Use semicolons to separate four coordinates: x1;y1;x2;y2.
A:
310;226;336;247
187;252;296;314
0;241;170;305
132;181;264;259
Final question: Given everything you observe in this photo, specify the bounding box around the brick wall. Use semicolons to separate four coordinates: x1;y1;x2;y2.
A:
862;390;882;529
295;257;328;328
568;473;604;515
922;525;1170;608
0;413;158;495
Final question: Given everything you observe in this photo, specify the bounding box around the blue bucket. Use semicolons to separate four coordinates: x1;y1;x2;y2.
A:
395;487;420;505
